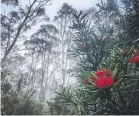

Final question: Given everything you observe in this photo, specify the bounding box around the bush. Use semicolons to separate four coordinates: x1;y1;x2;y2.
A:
1;70;46;115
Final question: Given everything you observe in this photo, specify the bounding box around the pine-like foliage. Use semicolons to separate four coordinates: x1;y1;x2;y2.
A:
69;11;116;76
96;0;139;48
54;0;139;115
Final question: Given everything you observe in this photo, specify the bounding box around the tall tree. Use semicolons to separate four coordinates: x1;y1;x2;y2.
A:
24;24;60;102
1;0;51;64
53;3;77;86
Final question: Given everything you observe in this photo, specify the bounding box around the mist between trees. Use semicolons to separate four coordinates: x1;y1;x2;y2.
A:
1;0;139;115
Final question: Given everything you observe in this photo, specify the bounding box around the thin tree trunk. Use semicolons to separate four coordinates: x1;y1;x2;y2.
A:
40;53;45;102
44;52;50;95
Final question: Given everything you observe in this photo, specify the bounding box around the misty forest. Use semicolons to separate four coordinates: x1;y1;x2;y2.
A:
1;0;139;115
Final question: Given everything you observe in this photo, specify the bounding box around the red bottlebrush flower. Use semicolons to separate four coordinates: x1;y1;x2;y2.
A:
128;49;139;64
103;76;114;87
95;78;104;88
89;76;96;82
97;38;101;40
84;79;89;83
82;43;86;48
103;68;112;77
97;38;104;41
129;56;139;63
84;68;114;89
95;76;114;88
95;70;103;78
94;68;114;88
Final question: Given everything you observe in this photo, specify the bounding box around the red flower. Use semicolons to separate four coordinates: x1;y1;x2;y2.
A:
95;76;114;88
95;68;114;88
84;68;114;89
84;79;89;83
129;50;139;63
97;38;104;41
129;56;139;63
97;38;101;40
95;78;104;88
103;76;114;87
95;70;103;78
82;43;86;48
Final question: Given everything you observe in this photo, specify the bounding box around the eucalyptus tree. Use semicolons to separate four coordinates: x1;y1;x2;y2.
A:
1;0;19;6
53;3;77;86
1;0;51;64
24;24;60;102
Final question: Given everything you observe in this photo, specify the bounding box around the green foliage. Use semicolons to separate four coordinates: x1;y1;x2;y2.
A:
1;0;139;115
55;46;139;114
54;0;139;115
1;93;44;115
47;100;75;115
69;12;117;75
97;0;139;48
1;70;46;115
54;86;93;114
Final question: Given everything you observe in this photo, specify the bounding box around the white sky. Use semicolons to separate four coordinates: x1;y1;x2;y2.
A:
46;0;100;18
1;0;100;19
1;0;101;38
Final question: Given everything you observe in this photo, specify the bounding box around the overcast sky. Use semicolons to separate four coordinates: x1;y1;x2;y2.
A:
1;0;101;18
0;0;102;41
46;0;100;18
